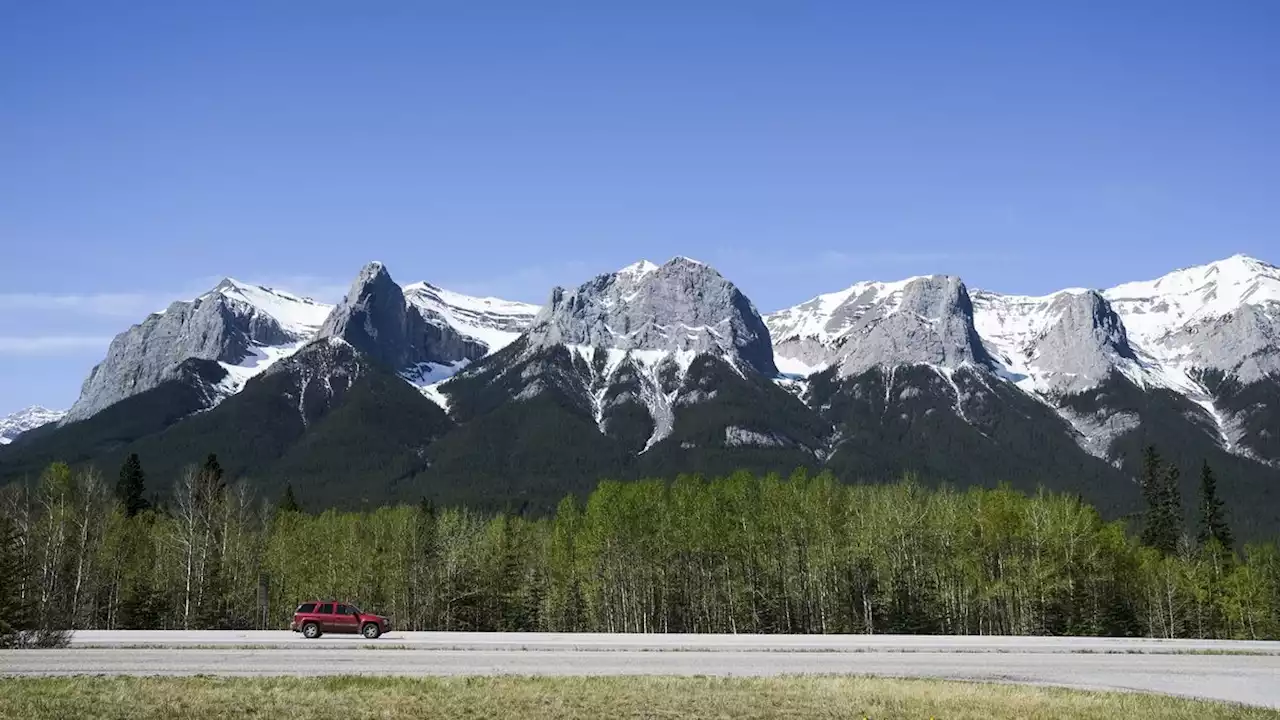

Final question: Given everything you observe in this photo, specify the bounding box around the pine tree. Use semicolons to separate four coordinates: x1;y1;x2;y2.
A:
1155;463;1184;555
202;454;224;491
1139;446;1165;549
1196;461;1233;553
277;484;302;514
1139;447;1182;556
115;453;150;517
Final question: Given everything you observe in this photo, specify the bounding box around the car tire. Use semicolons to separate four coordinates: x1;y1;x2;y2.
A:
302;622;321;639
361;623;381;639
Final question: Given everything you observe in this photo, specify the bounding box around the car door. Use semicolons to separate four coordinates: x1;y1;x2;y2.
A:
315;603;336;631
334;604;360;634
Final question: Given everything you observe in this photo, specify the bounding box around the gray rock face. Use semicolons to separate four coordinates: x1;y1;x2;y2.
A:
1026;291;1138;393
65;290;303;422
770;275;990;378
836;276;990;376
525;257;777;375
403;282;539;354
1148;303;1280;383
318;263;487;370
973;289;1140;395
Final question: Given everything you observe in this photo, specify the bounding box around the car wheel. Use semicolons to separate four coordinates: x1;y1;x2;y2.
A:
302;622;321;639
361;623;381;639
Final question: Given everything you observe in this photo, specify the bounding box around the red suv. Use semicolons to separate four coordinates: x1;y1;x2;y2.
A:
290;601;391;639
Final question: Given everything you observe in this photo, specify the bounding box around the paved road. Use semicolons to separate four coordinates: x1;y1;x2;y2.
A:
58;630;1280;654
3;632;1279;709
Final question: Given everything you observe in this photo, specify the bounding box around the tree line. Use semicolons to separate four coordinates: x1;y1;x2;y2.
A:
1;449;1278;641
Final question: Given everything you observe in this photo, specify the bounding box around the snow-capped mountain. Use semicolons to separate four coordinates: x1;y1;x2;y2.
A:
767;254;1280;465
0;406;65;444
971;288;1146;395
1105;254;1280;384
767;275;990;379
64;279;333;423
59;268;539;426
5;253;1277;537
439;256;812;455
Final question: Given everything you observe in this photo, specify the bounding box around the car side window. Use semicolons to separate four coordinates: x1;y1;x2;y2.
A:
297;603;316;613
336;604;350;614
318;603;333;614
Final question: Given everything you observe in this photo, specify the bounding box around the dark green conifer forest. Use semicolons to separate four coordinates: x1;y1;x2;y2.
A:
1;455;1278;639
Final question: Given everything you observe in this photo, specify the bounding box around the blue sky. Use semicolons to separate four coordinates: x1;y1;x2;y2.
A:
2;2;1278;413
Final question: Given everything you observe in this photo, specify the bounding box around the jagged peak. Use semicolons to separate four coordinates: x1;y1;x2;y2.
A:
767;274;970;345
666;255;706;267
617;259;658;278
524;254;775;375
353;260;391;284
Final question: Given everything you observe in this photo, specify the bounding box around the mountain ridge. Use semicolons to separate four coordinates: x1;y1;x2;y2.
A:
3;253;1277;536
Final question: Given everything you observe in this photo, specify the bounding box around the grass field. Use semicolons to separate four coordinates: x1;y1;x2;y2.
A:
1;676;1277;720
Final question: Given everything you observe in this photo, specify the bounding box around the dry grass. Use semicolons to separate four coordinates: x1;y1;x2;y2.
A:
1;675;1275;719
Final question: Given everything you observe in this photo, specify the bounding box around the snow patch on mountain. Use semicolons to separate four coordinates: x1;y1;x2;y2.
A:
0;406;65;444
402;359;471;413
403;282;539;354
766;276;925;348
214;341;311;399
1104;254;1280;383
209;279;332;337
565;344;702;449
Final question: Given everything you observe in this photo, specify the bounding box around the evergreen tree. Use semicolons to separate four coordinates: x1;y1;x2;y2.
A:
0;517;68;647
1139;446;1166;550
1139;447;1183;556
115;453;150;517
202;453;224;491
277;484;302;514
0;518;31;645
1155;462;1184;555
1197;460;1233;553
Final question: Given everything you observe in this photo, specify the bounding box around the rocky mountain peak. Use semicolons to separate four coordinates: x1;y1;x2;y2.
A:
1104;254;1280;384
768;274;990;377
318;262;487;374
973;288;1140;395
64;279;332;423
525;256;776;375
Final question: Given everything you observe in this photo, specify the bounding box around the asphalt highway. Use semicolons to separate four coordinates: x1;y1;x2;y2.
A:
2;632;1277;709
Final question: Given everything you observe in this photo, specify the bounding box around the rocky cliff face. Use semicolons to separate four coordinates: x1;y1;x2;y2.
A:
403;282;539;354
442;257;798;454
524;257;777;375
767;275;990;377
972;289;1140;396
317;262;489;371
64;281;330;422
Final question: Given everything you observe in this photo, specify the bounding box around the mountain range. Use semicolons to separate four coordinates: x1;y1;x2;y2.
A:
2;254;1277;536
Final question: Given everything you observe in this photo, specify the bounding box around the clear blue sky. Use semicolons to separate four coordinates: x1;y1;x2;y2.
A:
2;2;1278;413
